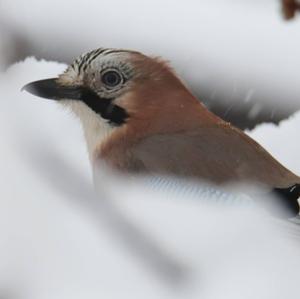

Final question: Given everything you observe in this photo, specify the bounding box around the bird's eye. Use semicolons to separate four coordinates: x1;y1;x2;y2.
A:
101;70;122;87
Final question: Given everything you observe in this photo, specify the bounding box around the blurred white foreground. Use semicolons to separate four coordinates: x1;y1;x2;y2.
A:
0;59;300;299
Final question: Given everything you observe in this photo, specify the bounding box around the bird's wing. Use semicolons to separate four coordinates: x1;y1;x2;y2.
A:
133;124;300;188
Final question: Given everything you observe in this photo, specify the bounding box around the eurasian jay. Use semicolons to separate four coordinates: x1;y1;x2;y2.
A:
23;48;300;217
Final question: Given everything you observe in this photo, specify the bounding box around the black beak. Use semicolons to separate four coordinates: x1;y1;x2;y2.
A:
22;78;83;101
22;78;129;126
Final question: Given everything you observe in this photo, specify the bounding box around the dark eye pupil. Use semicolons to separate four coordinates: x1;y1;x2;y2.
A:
102;71;122;87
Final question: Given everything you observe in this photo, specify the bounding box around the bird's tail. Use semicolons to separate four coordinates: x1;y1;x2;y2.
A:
272;184;300;218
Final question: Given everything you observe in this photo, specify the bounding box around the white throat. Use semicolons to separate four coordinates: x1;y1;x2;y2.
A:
63;100;114;161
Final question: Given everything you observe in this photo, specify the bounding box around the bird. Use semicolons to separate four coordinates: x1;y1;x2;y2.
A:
23;47;300;218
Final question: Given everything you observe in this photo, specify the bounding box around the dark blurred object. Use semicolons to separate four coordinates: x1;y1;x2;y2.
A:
282;0;300;19
0;20;32;71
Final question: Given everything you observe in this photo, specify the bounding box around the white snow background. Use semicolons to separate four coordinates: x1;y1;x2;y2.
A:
0;55;300;299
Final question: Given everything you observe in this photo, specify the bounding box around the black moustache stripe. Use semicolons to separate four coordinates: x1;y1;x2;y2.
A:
79;88;129;126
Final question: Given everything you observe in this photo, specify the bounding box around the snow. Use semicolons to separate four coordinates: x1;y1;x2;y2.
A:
248;111;300;175
0;58;300;299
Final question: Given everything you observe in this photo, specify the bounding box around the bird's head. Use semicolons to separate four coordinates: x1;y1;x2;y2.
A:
23;48;219;160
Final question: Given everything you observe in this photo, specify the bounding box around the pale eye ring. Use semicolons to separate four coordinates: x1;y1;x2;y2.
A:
101;70;123;87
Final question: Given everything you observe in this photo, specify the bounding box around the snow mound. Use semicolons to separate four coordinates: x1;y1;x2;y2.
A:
248;112;300;175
